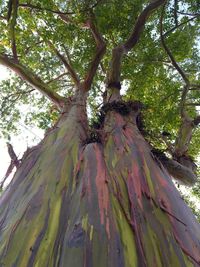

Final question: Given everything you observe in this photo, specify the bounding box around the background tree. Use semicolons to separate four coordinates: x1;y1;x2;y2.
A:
0;0;200;266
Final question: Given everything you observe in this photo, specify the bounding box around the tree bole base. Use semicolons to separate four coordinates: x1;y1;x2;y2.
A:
0;104;199;267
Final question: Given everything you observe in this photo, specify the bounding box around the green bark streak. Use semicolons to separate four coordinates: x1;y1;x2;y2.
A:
0;107;199;266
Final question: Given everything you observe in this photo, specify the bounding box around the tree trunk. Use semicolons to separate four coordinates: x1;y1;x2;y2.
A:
0;101;200;267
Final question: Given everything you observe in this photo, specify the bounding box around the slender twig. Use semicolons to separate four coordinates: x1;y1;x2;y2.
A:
160;91;179;102
189;84;200;90
175;10;200;16
189;88;200;91
19;0;104;16
46;72;68;84
19;3;73;15
1;89;35;103
163;15;198;37
24;41;43;54
0;89;35;117
186;103;200;106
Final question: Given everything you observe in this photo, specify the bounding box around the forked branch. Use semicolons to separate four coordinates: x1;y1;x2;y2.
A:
56;13;106;91
160;5;200;117
82;17;106;91
0;54;65;109
47;41;80;87
108;0;166;87
160;4;199;183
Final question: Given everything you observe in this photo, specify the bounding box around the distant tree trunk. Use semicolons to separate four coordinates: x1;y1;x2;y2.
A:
0;99;200;267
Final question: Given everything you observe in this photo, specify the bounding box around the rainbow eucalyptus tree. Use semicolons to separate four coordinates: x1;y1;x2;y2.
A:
0;0;200;266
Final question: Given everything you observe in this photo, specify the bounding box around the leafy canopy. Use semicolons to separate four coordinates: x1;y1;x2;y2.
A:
0;1;200;191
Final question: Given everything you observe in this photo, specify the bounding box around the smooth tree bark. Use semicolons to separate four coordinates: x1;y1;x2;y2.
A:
0;97;200;267
0;0;200;266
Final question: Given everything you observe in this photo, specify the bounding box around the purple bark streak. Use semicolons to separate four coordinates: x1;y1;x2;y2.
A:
0;107;199;267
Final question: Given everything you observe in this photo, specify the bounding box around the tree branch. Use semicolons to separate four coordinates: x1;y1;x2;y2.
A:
189;84;200;90
107;0;166;87
160;4;200;159
152;150;197;185
55;14;106;91
7;142;20;167
176;10;200;16
8;0;19;61
163;15;198;37
160;156;197;185
19;3;72;15
46;72;68;84
1;89;35;108
186;103;200;106
82;17;106;91
173;0;178;27
19;1;104;16
0;54;66;109
160;5;189;85
47;41;80;87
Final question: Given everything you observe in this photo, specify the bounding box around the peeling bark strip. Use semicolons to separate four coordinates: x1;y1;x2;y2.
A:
0;101;199;266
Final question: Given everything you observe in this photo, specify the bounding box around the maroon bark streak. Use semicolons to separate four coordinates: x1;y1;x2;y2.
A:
103;110;200;265
0;108;200;266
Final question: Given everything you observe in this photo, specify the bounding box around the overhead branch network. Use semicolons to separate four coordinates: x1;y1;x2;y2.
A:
159;3;199;184
107;0;166;89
